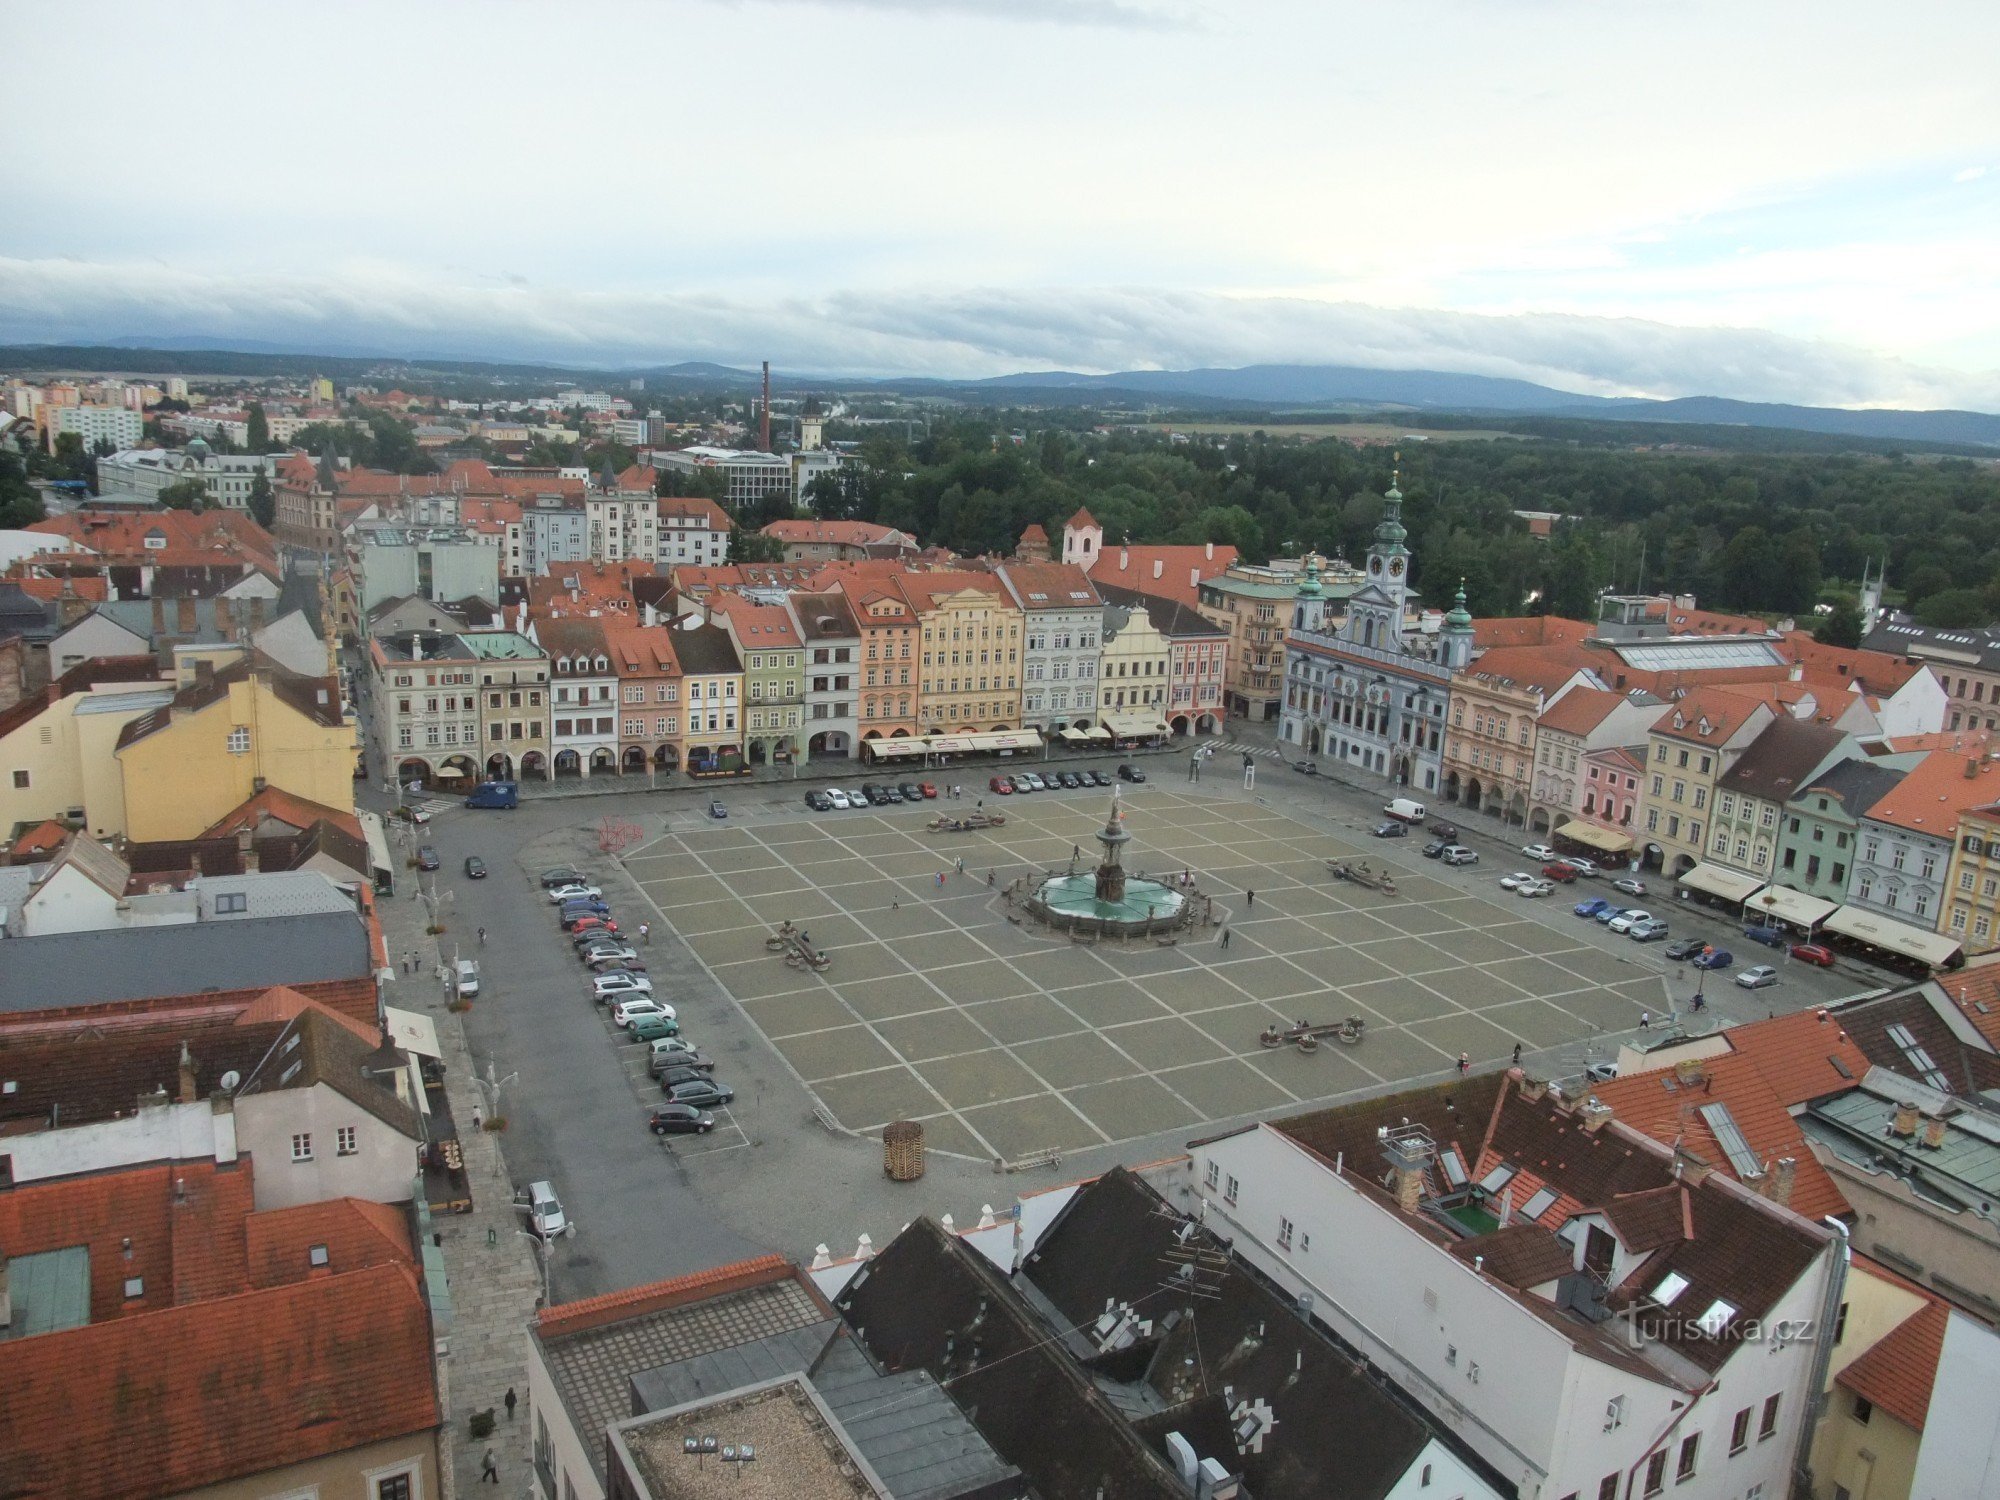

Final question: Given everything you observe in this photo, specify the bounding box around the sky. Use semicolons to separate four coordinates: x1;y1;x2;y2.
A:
3;0;1998;409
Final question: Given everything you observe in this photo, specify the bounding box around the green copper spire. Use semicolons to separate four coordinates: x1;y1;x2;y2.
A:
1296;553;1324;597
1373;463;1408;556
1444;579;1474;631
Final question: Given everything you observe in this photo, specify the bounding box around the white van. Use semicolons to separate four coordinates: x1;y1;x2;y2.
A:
454;958;480;998
1383;798;1427;823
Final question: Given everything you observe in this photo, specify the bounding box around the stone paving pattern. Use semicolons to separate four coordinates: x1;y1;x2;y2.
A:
625;788;1670;1164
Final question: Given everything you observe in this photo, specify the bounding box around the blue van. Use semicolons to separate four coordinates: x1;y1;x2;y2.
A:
465;780;519;810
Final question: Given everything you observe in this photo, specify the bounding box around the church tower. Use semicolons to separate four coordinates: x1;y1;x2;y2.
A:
1441;581;1476;669
1342;469;1412;652
1292;553;1327;633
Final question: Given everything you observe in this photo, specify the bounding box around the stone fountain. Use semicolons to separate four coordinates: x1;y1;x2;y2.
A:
1022;785;1187;937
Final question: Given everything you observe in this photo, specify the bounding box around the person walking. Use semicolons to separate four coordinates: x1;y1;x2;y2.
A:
1220;925;1231;950
639;922;651;945
1456;1051;1470;1078
1246;889;1255;908
1640;1010;1652;1030
504;1387;518;1421
477;927;487;947
1511;1042;1523;1067
479;1447;499;1484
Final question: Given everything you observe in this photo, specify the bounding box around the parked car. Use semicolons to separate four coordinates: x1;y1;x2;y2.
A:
881;785;907;802
899;782;925;801
1441;845;1478;866
825;788;851;809
515;1179;570;1240
416;845;441;871
842;789;868;808
989;775;1015;794
1585;1061;1620;1083
548;883;603;903
648;1103;716;1135
668;1078;736;1109
612;998;668;1029
1664;937;1705;961
1521;843;1558;862
1627;918;1670;942
1007;775;1033;794
464;855;487;879
805;790;834;811
1693;948;1735;971
657;1063;711;1092
1790;942;1836;967
583;946;642;969
1088;769;1114;787
1292;759;1319;775
592;971;653;999
1742;925;1789;949
1559;856;1599;877
1612;877;1647;897
648;1039;714;1074
564;915;619;939
918;782;938;798
707;800;728;819
1541;863;1578;883
1736;965;1780;989
627;1012;681;1041
1575;897;1611;919
1607;909;1652;934
1499;871;1536;890
559;893;611;914
1059;771;1084;789
399;804;433;824
1373;821;1408;838
1422;839;1449;859
540;866;591;889
1517;879;1555;899
1117;764;1147;782
1428;819;1459;839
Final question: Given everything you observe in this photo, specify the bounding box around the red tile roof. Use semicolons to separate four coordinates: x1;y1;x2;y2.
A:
1474;616;1595;650
10;818;69;860
244;1197;412;1287
1861;749;2000;836
1019;523;1049;543
1648;686;1773;746
1084;543;1238;609
1065;507;1098;529
1836;1298;1948;1430
1936;956;2000;1052
658;494;731;529
1534;686;1629;739
1461;645;1603;699
1781;632;1926;694
764;518;911;549
0;1262;437;1500
198;786;364;843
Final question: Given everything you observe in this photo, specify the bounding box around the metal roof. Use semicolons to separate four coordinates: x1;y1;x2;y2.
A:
1615;640;1786;671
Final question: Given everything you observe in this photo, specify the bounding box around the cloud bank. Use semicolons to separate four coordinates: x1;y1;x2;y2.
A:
1;257;1994;412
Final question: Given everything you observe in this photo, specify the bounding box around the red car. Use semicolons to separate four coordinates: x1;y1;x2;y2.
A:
568;915;619;938
919;782;938;799
1541;863;1578;883
1789;942;1835;968
988;775;1014;794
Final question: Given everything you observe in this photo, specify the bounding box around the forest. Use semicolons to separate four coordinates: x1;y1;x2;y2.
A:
801;418;2000;630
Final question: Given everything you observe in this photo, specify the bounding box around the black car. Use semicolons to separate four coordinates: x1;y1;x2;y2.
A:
1663;937;1706;961
416;845;441;871
540;866;590;889
899;782;925;801
804;790;833;811
1117;764;1147;782
1088;769;1113;787
1422;839;1448;859
1058;771;1084;789
881;785;905;802
648;1104;715;1135
464;855;487;879
648;1046;714;1076
657;1064;710;1091
669;1078;735;1109
1372;821;1408;838
860;783;887;805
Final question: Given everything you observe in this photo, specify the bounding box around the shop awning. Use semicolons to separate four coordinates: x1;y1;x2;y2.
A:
964;730;1042;753
1059;727;1092;744
1555;821;1634;855
1084;725;1113;741
1102;711;1170;738
1823;906;1964;968
1676;863;1767;905
1743;885;1837;929
865;737;928;759
383;1005;441;1060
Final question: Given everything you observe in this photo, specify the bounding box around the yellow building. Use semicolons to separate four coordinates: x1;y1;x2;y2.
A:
0;658;169;841
1633;687;1774;877
1940;801;2000;954
1807;1258;1938;1500
1099;596;1172;736
118;661;356;842
903;574;1024;732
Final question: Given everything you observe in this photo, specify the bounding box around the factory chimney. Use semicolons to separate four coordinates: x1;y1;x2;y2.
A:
760;362;772;453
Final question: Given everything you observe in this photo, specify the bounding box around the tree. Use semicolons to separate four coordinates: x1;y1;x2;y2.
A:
1914;588;1990;628
246;401;271;453
1543;527;1603;620
1814;596;1864;648
0;449;45;529
158;477;209;511
728;527;784;563
247;469;276;530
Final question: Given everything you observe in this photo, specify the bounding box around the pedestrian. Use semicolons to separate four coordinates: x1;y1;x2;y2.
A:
1640;1010;1652;1030
479;1447;499;1484
986;870;995;886
1511;1042;1523;1067
1246;889;1255;907
936;871;946;888
504;1387;518;1421
477;926;487;947
1456;1051;1470;1078
1220;926;1231;950
639;922;651;945
1073;843;1081;862
956;856;965;874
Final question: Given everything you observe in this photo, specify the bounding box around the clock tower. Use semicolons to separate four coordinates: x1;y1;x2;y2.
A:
1341;468;1412;652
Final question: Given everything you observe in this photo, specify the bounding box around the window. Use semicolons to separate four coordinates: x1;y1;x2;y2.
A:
1223;1174;1239;1205
291;1132;313;1162
1759;1394;1780;1439
1852;1396;1872;1425
1644;1451;1668;1496
1731;1407;1751;1454
214;891;247;914
1599;1478;1619;1500
1277;1216;1294;1249
1204;1159;1219;1189
337;1125;358;1156
227;725;251;754
1676;1433;1698;1482
10;770;25;789
376;1476;413;1500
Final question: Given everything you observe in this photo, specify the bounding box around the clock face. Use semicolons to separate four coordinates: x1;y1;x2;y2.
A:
1389;558;1405;577
1369;557;1383;575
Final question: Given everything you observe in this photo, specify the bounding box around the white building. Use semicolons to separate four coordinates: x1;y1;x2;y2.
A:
586;465;659;564
789;590;861;760
534;615;620;778
998;560;1104;733
1185;1073;1842;1500
97;443;280;510
647;445;793;512
656;494;731;567
49;402;144;452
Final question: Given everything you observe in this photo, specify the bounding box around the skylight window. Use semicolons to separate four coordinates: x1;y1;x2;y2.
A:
1520;1188;1558;1221
308;1244;330;1268
1697;1300;1737;1337
1653;1272;1690;1306
1478;1163;1516;1193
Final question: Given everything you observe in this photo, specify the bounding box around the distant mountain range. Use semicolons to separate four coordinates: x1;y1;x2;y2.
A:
6;343;1997;448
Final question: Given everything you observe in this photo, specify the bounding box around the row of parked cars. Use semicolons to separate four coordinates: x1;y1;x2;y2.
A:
990;766;1133;795
539;865;736;1135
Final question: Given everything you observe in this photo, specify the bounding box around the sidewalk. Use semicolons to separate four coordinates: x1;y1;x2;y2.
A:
380;880;543;1498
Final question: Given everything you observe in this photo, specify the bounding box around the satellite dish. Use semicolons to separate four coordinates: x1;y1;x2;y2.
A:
218;1070;241;1092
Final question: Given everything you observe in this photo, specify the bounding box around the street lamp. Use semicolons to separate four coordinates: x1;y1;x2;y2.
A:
516;1227;555;1306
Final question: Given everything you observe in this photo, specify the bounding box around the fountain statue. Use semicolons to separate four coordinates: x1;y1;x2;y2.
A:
1022;784;1186;938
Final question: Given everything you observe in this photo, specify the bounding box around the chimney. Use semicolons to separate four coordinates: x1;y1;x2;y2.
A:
1921;1116;1948;1150
1392;1162;1424;1212
1579;1096;1614;1132
151;595;165;635
1891;1100;1921;1138
178;596;197;634
1205;541;1215;560
236;826;257;873
177;1041;197;1103
1770;1156;1797;1206
1119;547;1129;571
1517;1074;1548;1102
1153;559;1164;580
215;594;233;639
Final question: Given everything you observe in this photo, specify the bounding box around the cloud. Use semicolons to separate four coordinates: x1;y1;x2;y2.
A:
1;257;1994;412
1956;165;1991;183
725;0;1205;28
